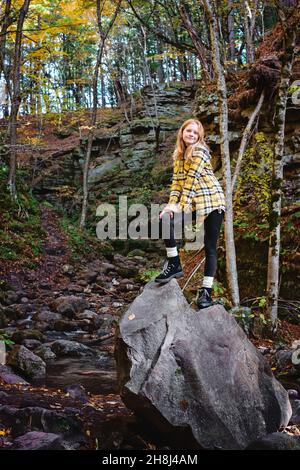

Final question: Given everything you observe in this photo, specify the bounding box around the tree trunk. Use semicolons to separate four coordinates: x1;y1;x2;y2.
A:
80;0;121;228
179;3;212;81
8;0;31;201
232;89;265;193
101;73;106;108
156;39;165;83
202;0;240;307
0;0;12;81
243;0;258;63
266;19;297;329
227;0;236;67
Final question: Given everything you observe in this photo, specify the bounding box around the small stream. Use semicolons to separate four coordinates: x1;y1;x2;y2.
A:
40;330;119;395
45;355;118;395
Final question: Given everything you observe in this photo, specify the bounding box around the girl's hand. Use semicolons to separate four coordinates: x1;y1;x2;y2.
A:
159;207;174;219
159;203;181;219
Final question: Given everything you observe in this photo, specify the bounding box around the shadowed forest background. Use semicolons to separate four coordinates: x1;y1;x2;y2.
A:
0;0;300;452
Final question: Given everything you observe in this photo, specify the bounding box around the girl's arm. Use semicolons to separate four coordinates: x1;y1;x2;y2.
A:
178;145;210;212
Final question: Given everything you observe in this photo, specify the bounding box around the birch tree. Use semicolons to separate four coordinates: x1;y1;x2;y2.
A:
201;0;240;307
243;0;258;64
266;13;298;329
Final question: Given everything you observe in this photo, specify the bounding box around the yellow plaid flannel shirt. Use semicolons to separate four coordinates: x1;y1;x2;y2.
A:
168;144;226;219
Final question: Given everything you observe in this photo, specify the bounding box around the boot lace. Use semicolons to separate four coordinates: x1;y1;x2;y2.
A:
162;259;174;274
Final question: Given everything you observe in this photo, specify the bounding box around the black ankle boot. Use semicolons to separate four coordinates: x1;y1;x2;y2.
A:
196;287;213;309
155;256;183;284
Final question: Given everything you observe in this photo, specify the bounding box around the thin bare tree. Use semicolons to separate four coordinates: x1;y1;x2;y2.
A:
266;11;298;330
243;0;258;64
7;0;31;201
231;89;265;194
201;0;240;307
80;0;122;228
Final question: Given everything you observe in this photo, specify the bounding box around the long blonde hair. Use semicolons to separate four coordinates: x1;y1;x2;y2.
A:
172;119;208;161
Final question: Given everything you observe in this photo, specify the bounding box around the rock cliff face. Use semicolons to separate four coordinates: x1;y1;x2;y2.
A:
33;82;199;210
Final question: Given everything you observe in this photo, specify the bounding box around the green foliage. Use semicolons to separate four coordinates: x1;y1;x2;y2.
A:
233;132;274;242
212;280;225;296
234;132;273;223
0;333;14;346
41;200;54;209
58;216;93;260
138;269;161;282
0;165;45;262
232;309;255;335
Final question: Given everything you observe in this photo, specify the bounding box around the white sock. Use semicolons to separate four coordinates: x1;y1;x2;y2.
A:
202;276;214;288
166;247;178;258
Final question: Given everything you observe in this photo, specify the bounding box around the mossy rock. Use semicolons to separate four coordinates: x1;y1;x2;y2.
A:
127;249;146;257
0;280;10;291
11;329;45;344
54;128;72;139
116;266;140;278
98;242;115;261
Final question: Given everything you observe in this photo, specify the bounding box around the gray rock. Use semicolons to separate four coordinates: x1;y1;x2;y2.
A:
88;158;122;183
247;432;300;450
13;431;62;450
50;340;96;357
22;339;42;350
0;365;29;385
35;345;56;361
7;345;46;379
288;389;299;399
115;280;292;450
33;310;63;323
52;296;90;318
53;319;78;332
11;329;44;344
76;310;98;321
65;384;88;403
0;406;82;438
62;264;75;276
289;399;300;425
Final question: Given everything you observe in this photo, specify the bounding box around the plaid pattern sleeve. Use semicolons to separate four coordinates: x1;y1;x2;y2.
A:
168;160;182;204
178;146;210;211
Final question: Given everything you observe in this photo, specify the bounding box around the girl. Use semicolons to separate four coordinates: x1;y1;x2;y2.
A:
155;118;226;309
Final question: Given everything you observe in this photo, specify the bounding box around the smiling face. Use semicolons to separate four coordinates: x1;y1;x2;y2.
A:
182;122;200;147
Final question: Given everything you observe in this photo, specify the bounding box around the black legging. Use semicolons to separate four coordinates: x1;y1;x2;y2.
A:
158;209;224;277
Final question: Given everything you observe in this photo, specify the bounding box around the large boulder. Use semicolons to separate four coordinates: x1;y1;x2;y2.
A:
115;280;292;450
